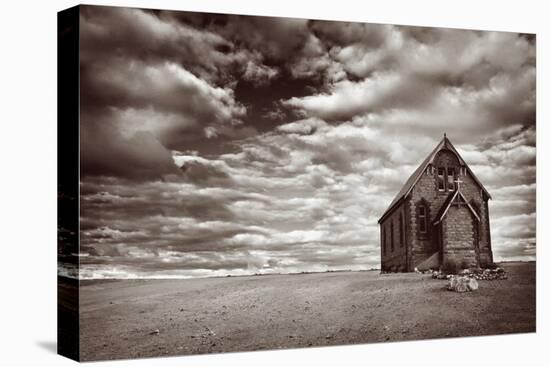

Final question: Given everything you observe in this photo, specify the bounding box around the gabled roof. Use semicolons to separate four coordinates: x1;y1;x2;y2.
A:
378;135;491;224
433;189;480;225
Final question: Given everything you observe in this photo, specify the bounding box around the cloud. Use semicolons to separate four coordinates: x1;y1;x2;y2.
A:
282;72;402;120
242;59;280;86
80;35;248;179
82;58;246;140
80;6;244;84
217;15;310;62
80;126;180;181
281;27;535;136
174;153;234;186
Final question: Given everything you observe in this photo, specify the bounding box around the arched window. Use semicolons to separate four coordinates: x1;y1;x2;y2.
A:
390;221;394;252
447;167;456;191
382;226;386;256
399;212;404;247
418;205;427;233
437;168;445;191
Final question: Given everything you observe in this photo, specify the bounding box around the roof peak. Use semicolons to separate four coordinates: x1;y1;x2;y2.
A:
378;134;492;224
433;190;480;225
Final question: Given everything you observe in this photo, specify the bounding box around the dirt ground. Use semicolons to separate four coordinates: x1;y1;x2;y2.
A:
77;262;535;361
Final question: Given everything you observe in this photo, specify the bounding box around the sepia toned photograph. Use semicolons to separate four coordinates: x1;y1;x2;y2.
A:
57;4;536;361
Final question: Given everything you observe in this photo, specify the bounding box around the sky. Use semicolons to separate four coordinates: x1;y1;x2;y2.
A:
72;5;536;279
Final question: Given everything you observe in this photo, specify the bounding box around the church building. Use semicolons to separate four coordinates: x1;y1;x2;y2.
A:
378;134;493;272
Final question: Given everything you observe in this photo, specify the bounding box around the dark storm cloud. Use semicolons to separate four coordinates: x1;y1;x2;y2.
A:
282;28;535;128
80;6;258;181
79;56;248;170
80;58;246;125
80;115;181;180
217;15;311;62
310;20;390;49
81;5;252;84
76;6;536;278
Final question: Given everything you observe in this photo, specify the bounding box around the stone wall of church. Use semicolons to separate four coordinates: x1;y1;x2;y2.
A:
380;202;408;272
441;205;478;267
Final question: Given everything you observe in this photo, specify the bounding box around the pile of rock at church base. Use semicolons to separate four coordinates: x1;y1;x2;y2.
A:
463;267;508;280
416;267;508;281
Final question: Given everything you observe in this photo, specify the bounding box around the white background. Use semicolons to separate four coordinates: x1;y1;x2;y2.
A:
0;0;547;365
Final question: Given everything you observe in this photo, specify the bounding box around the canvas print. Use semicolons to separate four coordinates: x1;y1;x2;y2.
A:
57;4;536;362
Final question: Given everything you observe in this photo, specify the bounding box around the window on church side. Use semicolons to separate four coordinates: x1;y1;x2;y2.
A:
390;221;394;252
382;227;386;256
418;205;427;233
399;212;404;247
437;168;445;191
447;167;456;191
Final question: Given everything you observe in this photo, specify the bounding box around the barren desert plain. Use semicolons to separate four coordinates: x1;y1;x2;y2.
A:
63;261;535;361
